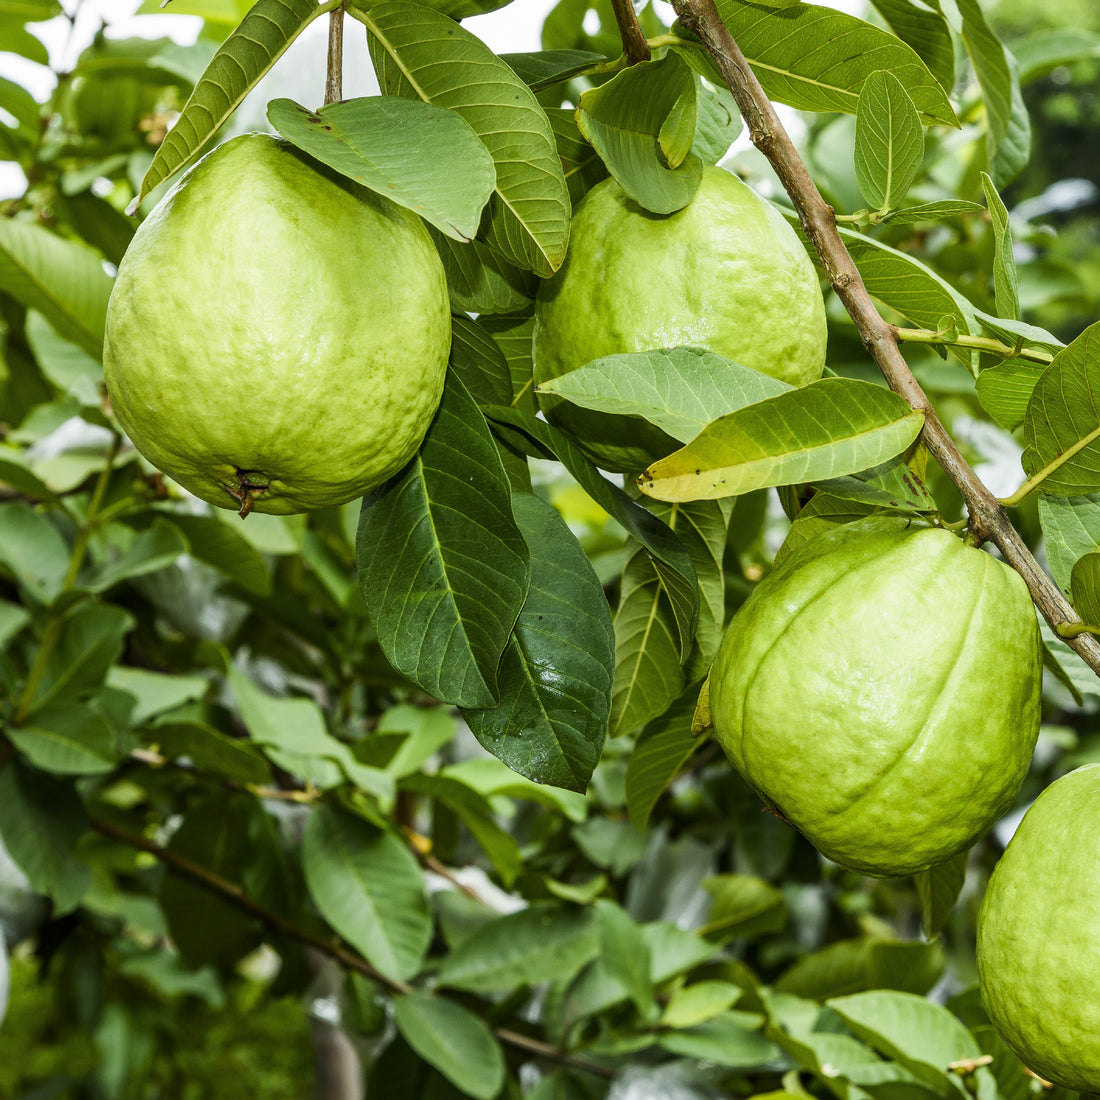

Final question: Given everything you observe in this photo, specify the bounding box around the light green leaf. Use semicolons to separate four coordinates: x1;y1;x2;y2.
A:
151;721;271;785
1039;492;1100;595
854;69;923;212
639;378;925;502
693;79;742;164
975;360;1043;432
25;310;103;404
915;850;968;939
776;938;945;1000
625;690;704;831
106;668;209;726
661;981;742;1029
267;96;495;242
462;492;613;792
975;312;1063;355
702;874;787;940
229;669;393;799
303;806;431;983
377;705;456;779
596;900;656;1017
681;0;958;125
880;200;984;224
436;905;598;993
359;0;570;276
392;992;505;1100
7;702;118;775
536;346;792;444
1011;27;1100;83
577;52;702;215
356;372;530;709
1071;553;1100;628
500;49;607;91
658;1011;778;1067
155;510;272;596
0;218;113;358
980;172;1019;321
441;755;588;823
1022;322;1100;496
134;0;339;207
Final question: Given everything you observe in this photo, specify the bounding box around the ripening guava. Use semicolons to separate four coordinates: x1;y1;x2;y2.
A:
709;516;1042;877
531;166;828;473
103;132;450;516
978;764;1100;1091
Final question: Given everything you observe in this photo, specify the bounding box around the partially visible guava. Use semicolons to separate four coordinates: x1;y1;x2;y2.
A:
709;515;1042;877
532;166;828;473
104;132;451;515
978;764;1100;1091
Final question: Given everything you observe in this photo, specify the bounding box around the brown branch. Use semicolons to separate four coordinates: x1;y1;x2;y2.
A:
325;5;345;107
610;0;652;64
671;0;1100;678
90;815;616;1081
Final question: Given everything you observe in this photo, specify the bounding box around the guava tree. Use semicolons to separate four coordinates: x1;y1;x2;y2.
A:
2;0;1100;1095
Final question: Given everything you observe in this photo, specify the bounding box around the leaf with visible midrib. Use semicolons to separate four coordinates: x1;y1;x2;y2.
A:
133;0;339;207
854;70;923;212
639;378;925;502
358;0;570;277
357;372;530;708
302;806;431;983
1022;322;1100;496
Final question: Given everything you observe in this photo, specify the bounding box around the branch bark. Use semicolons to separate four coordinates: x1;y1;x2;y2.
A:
610;0;652;64
671;0;1100;677
325;5;345;107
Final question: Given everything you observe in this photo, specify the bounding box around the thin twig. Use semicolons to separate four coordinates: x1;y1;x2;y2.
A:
610;0;652;64
90;816;616;1080
671;0;1100;678
325;5;345;107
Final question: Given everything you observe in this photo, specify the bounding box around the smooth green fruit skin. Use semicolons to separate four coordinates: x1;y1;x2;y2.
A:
532;166;828;473
709;516;1041;877
978;765;1100;1091
104;133;450;515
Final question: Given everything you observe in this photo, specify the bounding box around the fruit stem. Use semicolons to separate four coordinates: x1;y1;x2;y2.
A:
894;325;1055;366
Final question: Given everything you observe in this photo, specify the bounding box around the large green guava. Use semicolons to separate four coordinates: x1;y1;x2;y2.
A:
708;516;1041;877
977;764;1100;1091
532;166;828;473
104;133;451;516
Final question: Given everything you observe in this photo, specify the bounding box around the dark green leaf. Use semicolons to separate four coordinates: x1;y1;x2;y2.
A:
596;900;655;1016
625;689;704;830
267;97;495;242
7;701;118;775
81;518;188;593
0;501;70;603
1071;553;1100;627
868;0;955;93
449;315;515;408
151;721;271;785
154;510;272;596
462;492;612;792
702;874;787;940
357;372;530;708
500;49;606;90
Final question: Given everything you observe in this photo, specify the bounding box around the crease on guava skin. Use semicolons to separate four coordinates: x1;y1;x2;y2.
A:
734;527;929;785
823;546;988;861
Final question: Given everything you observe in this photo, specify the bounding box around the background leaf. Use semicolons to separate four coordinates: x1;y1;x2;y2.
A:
981;172;1020;320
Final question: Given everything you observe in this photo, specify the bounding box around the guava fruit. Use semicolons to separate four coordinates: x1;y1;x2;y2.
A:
531;166;828;473
103;132;450;516
977;765;1100;1091
708;515;1041;877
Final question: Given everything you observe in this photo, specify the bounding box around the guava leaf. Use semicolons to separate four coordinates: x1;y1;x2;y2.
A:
980;172;1019;320
0;218;113;359
1038;492;1100;595
915;851;968;939
1021;322;1100;495
0;501;70;604
657;1013;778;1067
133;0;341;208
6;702;119;776
357;373;530;709
79;518;188;593
638;378;925;503
879;200;984;224
430;228;537;315
461;492;613;792
484;405;699;655
975;360;1044;432
854;70;923;212
867;0;955;94
267;96;496;242
1011;27;1100;83
303;806;432;983
449;315;515;408
358;0;570;277
152;511;272;597
676;0;958;126
546;106;609;205
693;80;742;164
625;689;704;831
975;312;1063;354
1071;553;1100;628
500;48;605;91
479;312;538;413
535;346;792;444
392;992;505;1100
577;52;703;215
